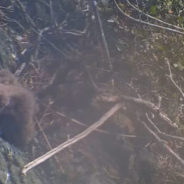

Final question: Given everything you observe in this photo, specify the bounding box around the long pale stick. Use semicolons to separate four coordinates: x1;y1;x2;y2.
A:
22;103;122;174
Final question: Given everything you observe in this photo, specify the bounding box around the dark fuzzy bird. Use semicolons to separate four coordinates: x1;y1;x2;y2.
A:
0;70;37;148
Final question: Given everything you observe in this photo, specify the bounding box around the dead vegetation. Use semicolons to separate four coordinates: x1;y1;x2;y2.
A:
0;0;184;184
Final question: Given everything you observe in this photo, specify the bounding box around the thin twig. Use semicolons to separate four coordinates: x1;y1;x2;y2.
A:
166;59;184;98
141;121;184;167
114;0;184;35
30;27;68;58
126;0;184;32
36;121;53;148
56;111;136;138
36;103;65;173
15;63;26;76
146;113;184;142
22;103;122;174
174;171;184;178
49;0;56;25
34;27;49;60
99;94;177;128
2;17;25;31
62;27;88;36
121;95;178;128
85;66;100;91
9;0;82;58
15;0;36;28
92;0;113;70
36;123;65;173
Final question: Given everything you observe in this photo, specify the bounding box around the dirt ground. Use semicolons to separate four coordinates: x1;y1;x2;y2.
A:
0;1;184;184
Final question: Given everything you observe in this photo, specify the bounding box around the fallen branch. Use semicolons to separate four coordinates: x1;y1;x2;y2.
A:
22;103;122;174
